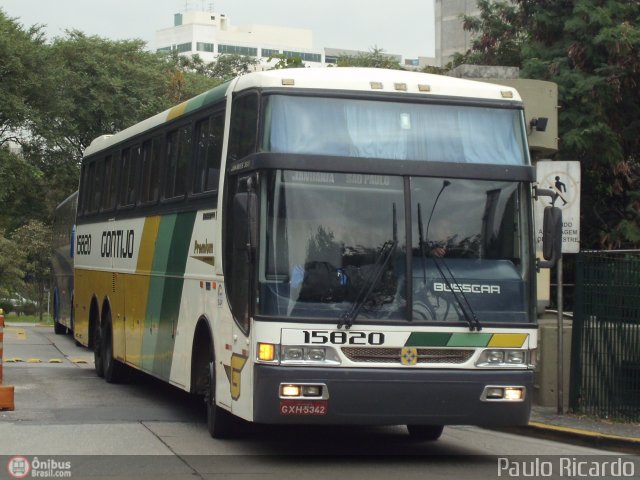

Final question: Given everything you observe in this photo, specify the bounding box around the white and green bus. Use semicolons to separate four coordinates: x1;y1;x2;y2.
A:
71;68;560;440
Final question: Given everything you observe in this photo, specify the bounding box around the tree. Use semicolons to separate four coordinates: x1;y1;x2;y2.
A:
0;9;50;145
337;47;404;70
33;32;175;162
269;54;305;70
208;54;259;79
456;1;640;249
0;147;46;232
10;220;52;321
0;233;25;300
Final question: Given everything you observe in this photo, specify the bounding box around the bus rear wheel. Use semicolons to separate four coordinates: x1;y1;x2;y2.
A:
53;289;66;335
406;425;444;441
102;313;124;383
205;361;236;438
93;319;104;378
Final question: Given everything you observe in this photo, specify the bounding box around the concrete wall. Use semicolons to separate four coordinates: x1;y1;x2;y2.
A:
534;315;573;408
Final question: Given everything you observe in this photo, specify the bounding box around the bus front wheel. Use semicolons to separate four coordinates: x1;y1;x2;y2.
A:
406;425;444;441
206;361;236;438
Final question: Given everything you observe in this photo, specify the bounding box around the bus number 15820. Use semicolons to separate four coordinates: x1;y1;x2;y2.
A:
303;330;385;345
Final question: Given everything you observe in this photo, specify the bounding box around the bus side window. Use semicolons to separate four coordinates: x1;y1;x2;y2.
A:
90;159;104;214
84;162;95;214
119;147;138;208
101;155;118;212
193;112;223;197
227;93;258;163
164;125;192;200
78;164;90;217
139;137;161;204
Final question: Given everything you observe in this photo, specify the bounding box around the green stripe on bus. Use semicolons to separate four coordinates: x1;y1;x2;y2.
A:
142;214;177;373
446;333;493;347
405;332;452;347
147;212;197;379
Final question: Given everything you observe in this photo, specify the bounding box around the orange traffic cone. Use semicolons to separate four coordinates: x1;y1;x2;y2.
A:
0;308;15;410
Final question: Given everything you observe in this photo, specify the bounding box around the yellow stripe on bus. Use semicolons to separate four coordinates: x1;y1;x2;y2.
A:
487;333;528;348
124;216;162;367
167;101;189;121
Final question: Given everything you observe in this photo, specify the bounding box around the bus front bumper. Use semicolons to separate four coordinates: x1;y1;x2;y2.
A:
253;365;533;425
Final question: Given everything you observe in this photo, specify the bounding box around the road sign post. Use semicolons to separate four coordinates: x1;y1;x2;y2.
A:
535;161;581;414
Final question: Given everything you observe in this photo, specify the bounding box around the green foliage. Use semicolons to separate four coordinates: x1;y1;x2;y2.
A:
35;31;174;161
0;10;50;145
268;54;305;70
207;54;259;79
10;220;53;320
0;147;46;231
336;47;404;70
0;233;25;299
458;0;640;249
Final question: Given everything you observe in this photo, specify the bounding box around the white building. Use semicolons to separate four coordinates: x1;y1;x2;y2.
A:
155;9;406;69
155;10;325;68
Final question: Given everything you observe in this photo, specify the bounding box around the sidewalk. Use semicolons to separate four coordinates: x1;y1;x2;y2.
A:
514;406;640;453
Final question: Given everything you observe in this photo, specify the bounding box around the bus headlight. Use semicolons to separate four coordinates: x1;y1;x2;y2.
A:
281;346;341;366
476;349;529;368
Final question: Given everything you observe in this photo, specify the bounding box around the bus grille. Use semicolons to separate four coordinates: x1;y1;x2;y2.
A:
341;347;474;364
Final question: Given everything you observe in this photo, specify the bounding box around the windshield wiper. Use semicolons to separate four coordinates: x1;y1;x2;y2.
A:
338;204;397;330
417;181;482;332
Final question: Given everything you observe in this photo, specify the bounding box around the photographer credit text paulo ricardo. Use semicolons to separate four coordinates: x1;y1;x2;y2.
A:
498;457;636;478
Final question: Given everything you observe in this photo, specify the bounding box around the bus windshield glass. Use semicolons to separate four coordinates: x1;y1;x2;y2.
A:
258;171;532;324
262;95;529;165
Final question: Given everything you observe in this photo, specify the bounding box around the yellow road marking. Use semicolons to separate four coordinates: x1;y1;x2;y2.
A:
7;327;27;340
26;358;42;363
70;358;90;364
5;358;23;363
48;359;63;363
528;421;640;443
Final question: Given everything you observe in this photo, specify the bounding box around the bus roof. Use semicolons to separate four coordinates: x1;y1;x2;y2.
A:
83;68;521;159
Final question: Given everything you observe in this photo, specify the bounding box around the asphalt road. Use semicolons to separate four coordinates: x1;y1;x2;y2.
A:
1;324;636;480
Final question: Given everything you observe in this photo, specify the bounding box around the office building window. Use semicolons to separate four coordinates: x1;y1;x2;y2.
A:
219;44;258;56
176;42;192;53
197;42;214;52
283;51;322;63
261;48;280;58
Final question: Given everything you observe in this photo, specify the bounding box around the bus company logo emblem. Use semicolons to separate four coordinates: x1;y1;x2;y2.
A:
400;347;418;366
7;456;30;479
224;353;248;400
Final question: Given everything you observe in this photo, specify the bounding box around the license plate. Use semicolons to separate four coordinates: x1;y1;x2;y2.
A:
279;400;328;416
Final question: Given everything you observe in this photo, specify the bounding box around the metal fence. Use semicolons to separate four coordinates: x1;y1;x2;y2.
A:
570;250;640;421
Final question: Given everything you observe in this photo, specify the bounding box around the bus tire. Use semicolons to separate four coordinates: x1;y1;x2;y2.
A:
93;315;104;378
406;425;444;441
53;289;66;335
102;312;124;383
206;361;236;438
54;320;66;335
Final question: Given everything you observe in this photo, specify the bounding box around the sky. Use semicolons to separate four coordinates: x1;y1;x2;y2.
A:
0;0;436;59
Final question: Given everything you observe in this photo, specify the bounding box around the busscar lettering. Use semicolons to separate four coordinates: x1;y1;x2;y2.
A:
434;282;501;294
101;230;135;258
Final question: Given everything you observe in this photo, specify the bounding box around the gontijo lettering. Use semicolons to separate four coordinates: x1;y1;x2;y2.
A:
101;230;135;258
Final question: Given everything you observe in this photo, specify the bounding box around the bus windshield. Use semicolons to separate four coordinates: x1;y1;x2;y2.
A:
262;95;529;165
258;171;532;325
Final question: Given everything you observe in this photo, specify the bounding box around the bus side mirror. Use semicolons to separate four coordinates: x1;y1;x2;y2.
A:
538;206;562;269
233;192;258;259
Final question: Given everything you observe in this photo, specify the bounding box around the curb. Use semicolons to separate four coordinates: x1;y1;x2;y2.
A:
495;423;640;454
